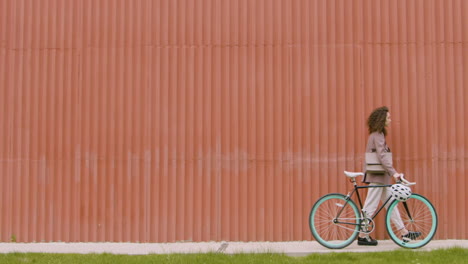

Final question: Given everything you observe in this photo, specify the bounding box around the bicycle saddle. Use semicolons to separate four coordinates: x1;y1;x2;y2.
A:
344;171;364;178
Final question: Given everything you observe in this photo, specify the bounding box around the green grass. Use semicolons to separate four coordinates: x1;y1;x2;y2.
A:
0;248;466;264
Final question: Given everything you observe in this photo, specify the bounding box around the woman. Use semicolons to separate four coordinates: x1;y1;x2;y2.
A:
358;106;421;246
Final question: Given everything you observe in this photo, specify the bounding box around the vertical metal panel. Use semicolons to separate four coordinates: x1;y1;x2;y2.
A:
0;0;467;242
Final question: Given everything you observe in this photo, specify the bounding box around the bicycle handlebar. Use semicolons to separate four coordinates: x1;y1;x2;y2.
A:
398;174;416;186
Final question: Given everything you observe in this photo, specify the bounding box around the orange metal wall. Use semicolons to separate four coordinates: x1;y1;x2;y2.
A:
0;0;467;242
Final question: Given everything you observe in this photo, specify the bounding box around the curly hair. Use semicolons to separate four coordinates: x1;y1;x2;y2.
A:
367;106;389;136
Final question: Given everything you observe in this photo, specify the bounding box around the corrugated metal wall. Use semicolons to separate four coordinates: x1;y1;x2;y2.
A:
0;0;467;242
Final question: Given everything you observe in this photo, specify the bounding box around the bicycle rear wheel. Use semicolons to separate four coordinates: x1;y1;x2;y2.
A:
309;193;360;249
385;193;438;249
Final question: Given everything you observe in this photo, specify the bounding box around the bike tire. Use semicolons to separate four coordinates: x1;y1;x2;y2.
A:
309;193;360;249
385;193;438;249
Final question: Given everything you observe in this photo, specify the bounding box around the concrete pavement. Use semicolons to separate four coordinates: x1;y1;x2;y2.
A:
0;240;466;256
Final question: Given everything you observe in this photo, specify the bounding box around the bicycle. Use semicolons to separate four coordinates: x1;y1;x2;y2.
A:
309;171;438;249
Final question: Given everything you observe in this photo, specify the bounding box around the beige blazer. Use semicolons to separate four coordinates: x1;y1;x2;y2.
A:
363;132;397;185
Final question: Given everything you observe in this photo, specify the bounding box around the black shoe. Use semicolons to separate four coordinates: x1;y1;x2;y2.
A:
357;236;378;246
402;231;421;241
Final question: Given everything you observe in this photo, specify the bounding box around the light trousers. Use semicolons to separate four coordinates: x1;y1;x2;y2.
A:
362;183;405;231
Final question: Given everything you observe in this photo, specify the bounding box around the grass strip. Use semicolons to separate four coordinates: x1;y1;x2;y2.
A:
0;247;466;264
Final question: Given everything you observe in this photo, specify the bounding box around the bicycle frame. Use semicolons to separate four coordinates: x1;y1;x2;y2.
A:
352;184;393;219
334;180;398;230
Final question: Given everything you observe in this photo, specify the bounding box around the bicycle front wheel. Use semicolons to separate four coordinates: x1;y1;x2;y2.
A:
385;193;438;249
309;193;360;249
